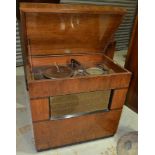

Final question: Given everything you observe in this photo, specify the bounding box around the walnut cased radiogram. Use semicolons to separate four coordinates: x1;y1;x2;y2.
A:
20;3;131;151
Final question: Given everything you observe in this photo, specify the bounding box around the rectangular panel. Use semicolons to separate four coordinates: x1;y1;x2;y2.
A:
30;98;49;121
20;3;126;14
26;12;123;55
29;73;131;99
33;109;121;150
20;3;125;55
110;88;128;109
50;90;111;119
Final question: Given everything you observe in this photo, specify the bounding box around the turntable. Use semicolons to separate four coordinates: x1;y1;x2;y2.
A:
20;3;131;151
33;59;112;80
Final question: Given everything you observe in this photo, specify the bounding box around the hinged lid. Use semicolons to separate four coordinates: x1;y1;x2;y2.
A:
20;3;126;56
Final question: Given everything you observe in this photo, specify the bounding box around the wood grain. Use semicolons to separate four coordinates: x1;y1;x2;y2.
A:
110;88;128;109
33;109;122;150
29;73;131;99
19;3;131;151
20;3;126;14
20;3;125;56
17;0;60;20
31;53;105;67
105;40;116;59
30;98;50;122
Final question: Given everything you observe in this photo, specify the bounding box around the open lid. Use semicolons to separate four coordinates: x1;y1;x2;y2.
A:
20;3;126;56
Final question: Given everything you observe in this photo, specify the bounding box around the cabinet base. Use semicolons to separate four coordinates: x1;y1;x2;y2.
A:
33;109;121;151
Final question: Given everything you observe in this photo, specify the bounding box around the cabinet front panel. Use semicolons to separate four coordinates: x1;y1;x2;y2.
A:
33;109;121;150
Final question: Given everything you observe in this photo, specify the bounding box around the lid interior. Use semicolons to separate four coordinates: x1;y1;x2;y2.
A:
20;3;126;56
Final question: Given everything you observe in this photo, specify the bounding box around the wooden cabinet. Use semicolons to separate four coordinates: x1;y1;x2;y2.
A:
20;3;131;151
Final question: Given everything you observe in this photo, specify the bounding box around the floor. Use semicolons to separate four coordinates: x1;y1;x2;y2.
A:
16;51;138;155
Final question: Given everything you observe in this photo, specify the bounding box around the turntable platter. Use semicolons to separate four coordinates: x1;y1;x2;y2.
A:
43;66;73;79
